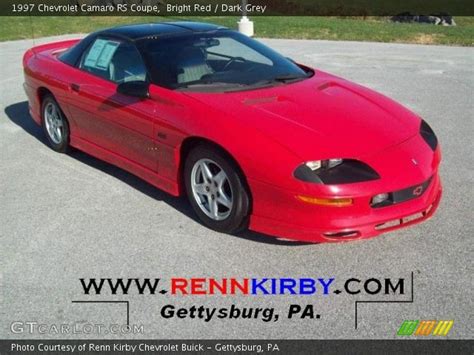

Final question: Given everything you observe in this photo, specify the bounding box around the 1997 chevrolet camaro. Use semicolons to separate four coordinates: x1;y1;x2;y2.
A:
23;22;442;242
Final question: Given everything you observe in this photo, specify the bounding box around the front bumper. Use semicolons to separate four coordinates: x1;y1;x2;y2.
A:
248;172;442;243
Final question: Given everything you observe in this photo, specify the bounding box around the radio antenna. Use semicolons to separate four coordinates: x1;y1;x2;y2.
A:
28;14;37;55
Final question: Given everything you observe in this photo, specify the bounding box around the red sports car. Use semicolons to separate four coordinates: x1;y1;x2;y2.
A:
23;22;442;243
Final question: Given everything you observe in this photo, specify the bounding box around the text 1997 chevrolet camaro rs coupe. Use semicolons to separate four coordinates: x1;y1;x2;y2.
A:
23;22;442;243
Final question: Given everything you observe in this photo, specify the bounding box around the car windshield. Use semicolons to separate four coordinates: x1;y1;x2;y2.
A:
138;30;312;92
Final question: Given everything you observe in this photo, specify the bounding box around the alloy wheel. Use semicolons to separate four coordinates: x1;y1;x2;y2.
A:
190;158;233;221
44;102;64;145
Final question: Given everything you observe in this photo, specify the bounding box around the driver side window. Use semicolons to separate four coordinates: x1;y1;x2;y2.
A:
206;37;272;66
79;38;147;84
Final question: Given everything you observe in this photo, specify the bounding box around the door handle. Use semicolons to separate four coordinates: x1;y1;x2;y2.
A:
70;83;80;92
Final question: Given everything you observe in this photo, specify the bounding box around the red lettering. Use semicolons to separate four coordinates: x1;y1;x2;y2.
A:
231;278;249;294
190;278;206;295
209;279;227;295
171;278;188;295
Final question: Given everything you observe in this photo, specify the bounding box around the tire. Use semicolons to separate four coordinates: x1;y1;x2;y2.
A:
184;145;250;234
41;94;70;153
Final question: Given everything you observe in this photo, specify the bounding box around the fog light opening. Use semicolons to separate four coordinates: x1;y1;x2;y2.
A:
323;231;360;238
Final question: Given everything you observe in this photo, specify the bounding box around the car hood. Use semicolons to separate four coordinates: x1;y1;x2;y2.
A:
182;71;421;160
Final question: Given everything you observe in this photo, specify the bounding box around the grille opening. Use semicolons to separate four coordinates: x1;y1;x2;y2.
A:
371;177;433;209
376;219;401;230
375;212;426;231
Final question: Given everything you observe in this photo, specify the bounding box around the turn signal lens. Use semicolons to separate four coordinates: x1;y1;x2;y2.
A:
296;195;353;207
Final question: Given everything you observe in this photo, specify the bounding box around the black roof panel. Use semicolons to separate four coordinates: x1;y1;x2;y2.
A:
166;21;227;33
99;22;227;41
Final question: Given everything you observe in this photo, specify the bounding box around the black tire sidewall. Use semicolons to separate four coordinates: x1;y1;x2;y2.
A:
184;145;250;234
41;95;70;153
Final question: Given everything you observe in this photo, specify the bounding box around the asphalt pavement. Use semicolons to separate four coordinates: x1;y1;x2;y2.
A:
0;35;473;339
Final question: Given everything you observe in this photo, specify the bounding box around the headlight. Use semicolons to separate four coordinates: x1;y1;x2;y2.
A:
305;158;343;171
420;119;438;151
294;159;380;185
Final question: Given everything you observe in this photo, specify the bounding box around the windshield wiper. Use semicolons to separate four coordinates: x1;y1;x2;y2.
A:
271;74;308;82
178;81;246;89
250;74;308;88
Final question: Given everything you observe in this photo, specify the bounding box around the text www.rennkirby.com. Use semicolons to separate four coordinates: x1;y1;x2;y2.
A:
79;277;406;296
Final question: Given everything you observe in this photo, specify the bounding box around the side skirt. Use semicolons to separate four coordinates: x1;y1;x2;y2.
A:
70;135;180;197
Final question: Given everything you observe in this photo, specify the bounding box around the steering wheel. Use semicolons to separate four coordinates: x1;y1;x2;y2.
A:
223;57;247;71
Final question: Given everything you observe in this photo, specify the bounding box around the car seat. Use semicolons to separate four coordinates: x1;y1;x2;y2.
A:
110;47;147;83
176;47;213;84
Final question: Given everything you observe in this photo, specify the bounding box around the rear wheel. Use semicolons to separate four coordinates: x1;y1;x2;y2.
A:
41;95;70;153
184;145;250;233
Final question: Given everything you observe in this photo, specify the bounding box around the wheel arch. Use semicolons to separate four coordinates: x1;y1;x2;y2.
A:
179;136;253;210
37;86;54;105
37;87;70;127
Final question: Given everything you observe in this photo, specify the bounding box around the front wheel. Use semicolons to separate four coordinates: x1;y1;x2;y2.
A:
184;145;250;234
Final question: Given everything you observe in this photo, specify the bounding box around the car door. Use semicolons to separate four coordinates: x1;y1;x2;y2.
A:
66;36;158;172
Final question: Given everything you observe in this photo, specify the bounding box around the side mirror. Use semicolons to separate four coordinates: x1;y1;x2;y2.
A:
117;81;150;99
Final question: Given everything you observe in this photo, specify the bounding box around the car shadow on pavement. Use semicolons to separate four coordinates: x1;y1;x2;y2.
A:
5;101;312;246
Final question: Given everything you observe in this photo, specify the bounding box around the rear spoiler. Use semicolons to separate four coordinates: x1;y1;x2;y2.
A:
31;39;81;54
23;39;80;67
